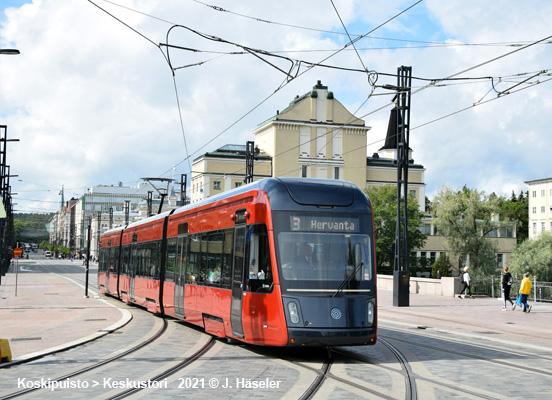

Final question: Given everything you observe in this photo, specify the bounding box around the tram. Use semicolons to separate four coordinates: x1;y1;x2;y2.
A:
98;177;377;346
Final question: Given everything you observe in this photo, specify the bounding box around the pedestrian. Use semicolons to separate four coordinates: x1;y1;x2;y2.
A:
458;266;474;299
518;272;532;313
501;266;514;310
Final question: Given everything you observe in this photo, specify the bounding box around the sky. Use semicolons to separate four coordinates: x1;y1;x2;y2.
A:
1;0;551;213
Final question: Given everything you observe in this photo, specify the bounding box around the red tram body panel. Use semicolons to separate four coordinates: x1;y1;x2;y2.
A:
99;178;377;347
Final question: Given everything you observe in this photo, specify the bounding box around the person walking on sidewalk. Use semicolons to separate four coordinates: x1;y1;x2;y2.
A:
519;272;532;313
458;266;474;299
502;266;514;310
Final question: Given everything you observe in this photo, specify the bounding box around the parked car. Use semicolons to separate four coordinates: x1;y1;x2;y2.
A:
45;251;52;258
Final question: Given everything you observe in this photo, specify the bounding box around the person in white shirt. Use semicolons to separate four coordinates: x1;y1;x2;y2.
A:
458;266;474;299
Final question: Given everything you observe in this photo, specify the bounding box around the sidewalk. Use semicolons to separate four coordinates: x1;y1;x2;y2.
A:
0;262;130;365
377;288;552;350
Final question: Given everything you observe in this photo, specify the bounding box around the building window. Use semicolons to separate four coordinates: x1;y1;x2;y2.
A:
334;167;340;180
419;224;431;235
542;222;546;232
499;227;514;238
533;223;537;234
235;182;242;188
532;207;537;214
542;189;546;196
486;230;497;238
300;126;310;157
409;190;416;197
302;165;308;178
213;181;221;190
532;191;536;197
497;254;504;269
332;129;342;159
542;206;546;213
316;128;326;158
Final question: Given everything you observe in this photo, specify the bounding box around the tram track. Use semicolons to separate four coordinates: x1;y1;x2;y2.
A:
381;332;552;378
0;317;169;400
270;342;417;400
104;336;216;400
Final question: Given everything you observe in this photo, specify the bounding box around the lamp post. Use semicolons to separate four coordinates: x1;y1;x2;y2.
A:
0;48;20;285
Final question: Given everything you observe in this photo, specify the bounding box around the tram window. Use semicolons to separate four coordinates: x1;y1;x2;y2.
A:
108;248;116;273
207;232;223;284
99;249;106;272
188;235;200;283
198;234;208;283
121;246;130;275
278;232;371;282
145;241;160;279
165;238;177;283
244;224;273;293
129;247;138;277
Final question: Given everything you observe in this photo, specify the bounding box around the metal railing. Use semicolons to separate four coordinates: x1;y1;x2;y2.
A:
469;276;552;303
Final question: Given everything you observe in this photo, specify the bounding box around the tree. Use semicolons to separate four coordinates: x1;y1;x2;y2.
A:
432;253;453;278
498;190;528;243
364;185;427;274
509;232;552;282
431;185;502;277
14;219;25;245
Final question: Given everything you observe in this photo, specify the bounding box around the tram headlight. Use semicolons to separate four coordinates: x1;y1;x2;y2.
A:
288;301;300;324
367;299;375;326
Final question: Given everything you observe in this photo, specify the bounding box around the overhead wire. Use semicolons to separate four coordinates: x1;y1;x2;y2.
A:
157;0;424;181
86;1;551;199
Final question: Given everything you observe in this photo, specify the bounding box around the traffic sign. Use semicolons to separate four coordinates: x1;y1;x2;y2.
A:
13;248;22;256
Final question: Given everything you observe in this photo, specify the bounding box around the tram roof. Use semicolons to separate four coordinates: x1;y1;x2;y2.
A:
103;178;370;236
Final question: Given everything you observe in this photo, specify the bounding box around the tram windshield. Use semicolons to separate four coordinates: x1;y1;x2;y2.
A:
275;211;373;295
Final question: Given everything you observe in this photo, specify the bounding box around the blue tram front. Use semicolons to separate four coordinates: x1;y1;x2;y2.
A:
266;178;377;346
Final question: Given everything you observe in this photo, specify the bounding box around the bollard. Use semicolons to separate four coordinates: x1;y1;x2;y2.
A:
0;339;12;363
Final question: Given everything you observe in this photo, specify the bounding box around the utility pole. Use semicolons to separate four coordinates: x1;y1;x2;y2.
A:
244;141;255;184
84;218;91;298
180;174;187;206
124;200;130;225
393;66;412;307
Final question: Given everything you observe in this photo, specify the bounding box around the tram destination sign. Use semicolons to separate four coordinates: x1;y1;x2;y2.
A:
290;216;360;233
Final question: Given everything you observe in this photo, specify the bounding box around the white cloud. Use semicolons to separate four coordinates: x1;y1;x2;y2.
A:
1;0;552;212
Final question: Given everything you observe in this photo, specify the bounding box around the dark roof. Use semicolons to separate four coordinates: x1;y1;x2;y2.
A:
366;154;424;169
379;106;412;152
193;144;271;162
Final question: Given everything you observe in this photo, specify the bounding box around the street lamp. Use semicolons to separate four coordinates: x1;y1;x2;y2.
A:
0;49;20;55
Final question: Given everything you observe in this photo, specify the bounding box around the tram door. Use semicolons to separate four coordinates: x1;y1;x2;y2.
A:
129;241;137;302
174;234;187;317
104;245;111;292
230;224;247;338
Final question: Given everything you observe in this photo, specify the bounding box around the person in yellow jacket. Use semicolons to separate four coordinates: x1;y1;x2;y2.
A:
518;272;532;313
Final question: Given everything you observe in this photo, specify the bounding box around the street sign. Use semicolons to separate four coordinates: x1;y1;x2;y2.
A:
13;248;22;256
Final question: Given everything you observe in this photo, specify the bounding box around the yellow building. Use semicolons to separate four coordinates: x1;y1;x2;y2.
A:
191;80;425;209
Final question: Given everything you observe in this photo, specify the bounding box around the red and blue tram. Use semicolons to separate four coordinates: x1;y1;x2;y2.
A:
98;177;377;346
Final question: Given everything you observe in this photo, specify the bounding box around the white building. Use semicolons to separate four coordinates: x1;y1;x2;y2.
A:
525;177;552;239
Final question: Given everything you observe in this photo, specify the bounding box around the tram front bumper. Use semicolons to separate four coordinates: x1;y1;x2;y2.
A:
286;327;376;346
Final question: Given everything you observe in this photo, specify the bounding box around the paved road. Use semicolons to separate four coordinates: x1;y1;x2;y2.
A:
1;255;551;399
